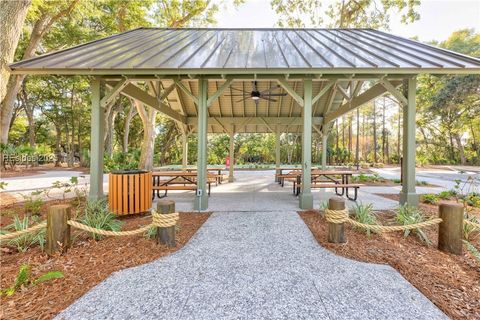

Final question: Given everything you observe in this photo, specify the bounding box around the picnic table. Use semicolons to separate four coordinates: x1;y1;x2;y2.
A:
151;171;221;199
278;169;363;200
275;167;317;183
186;167;226;184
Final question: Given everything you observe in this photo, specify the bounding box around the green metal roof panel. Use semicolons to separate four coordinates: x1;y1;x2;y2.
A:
10;28;480;74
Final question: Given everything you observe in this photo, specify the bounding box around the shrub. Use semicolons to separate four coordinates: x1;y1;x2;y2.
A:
21;190;44;216
372;162;384;168
396;205;431;245
464;241;480;265
465;192;480;208
352;203;377;236
416;180;428;186
1;264;63;297
318;201;328;216
421;193;439;205
392;178;401;184
1;216;46;252
437;190;452;200
79;199;122;240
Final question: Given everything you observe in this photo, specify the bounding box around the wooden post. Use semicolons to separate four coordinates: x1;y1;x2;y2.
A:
157;200;176;247
328;197;346;243
46;205;71;255
438;203;463;255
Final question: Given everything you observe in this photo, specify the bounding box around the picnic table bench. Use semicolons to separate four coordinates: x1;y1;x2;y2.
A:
152;171;219;199
278;170;363;201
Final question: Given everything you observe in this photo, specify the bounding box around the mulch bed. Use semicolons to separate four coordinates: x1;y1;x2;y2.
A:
299;210;480;320
0;210;210;319
0;165;89;178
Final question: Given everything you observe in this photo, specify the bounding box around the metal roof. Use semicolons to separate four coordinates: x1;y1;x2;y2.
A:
10;28;480;74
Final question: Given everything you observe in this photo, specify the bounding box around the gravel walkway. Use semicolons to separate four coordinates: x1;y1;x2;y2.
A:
57;211;446;320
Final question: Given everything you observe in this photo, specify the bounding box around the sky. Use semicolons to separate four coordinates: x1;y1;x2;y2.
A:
215;0;480;42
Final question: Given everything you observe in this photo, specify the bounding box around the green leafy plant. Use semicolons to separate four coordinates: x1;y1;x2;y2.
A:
352;203;377;236
1;216;46;252
416;180;428;186
0;181;8;190
463;241;480;265
1;264;63;297
319;201;328;211
50;176;87;204
463;216;479;241
79;199;122;240
396;205;431;245
437;190;452;200
421;193;439;205
392;178;401;184
21;190;44;216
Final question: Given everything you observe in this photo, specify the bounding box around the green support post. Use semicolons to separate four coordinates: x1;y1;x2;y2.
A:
300;79;313;209
321;132;328;169
228;131;235;182
181;133;188;170
399;77;419;206
275;128;281;182
89;77;105;200
194;78;209;210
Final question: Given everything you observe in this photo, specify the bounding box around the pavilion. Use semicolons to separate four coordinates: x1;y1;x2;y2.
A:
10;28;480;210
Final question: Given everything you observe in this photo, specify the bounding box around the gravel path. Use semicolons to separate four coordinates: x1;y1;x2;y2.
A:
57;211;446;320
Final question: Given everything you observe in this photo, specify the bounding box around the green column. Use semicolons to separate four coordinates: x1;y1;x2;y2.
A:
399;77;419;206
321;132;328;169
275;127;281;182
194;78;208;210
89;77;105;200
300;79;313;209
228;130;234;182
181;133;188;170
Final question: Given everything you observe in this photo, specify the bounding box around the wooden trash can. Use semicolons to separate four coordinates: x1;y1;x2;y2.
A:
108;170;152;215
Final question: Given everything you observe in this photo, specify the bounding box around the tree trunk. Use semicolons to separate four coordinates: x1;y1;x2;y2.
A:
454;133;466;165
355;107;360;168
135;101;157;170
0;0;31;144
397;105;401;164
373;101;377;163
381;98;386;163
123;103;137;153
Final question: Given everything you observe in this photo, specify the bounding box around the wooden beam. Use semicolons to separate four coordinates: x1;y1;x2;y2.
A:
110;82;187;124
324;81;401;123
174;79;199;105
380;78;408;106
336;85;351;101
100;78;129;108
207;78;233;107
259;117;274;133
277;78;304;106
312;80;335;105
186;116;323;126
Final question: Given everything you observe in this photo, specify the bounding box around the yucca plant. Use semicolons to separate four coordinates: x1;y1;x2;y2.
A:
463;241;480;265
463;216;479;241
352;203;377;236
396;204;431;245
1;264;63;297
79;199;122;240
1;215;46;252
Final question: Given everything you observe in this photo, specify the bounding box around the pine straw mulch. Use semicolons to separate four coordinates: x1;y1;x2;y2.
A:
0;211;210;320
299;209;480;320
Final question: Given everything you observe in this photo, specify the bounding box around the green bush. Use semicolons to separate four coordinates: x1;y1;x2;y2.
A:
421;193;439;205
352;203;377;236
437;190;452;200
463;216;479;241
1;264;63;297
396;205;431;245
416;180;428;186
21;190;44;216
1;216;46;252
79;199;122;240
392;178;401;184
464;241;480;265
465;192;480;208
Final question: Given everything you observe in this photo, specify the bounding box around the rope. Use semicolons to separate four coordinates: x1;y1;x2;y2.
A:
324;208;442;233
67;211;180;237
465;219;480;230
0;222;47;241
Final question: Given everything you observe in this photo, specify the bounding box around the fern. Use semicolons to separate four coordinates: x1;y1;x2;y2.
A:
1;265;64;297
32;271;64;285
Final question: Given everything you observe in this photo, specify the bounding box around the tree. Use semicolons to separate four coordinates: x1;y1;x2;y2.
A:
271;0;420;28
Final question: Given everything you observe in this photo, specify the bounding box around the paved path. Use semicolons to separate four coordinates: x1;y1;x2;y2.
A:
57;211;446;320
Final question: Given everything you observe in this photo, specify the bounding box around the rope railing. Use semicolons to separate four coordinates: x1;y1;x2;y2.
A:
0;222;47;242
67;211;179;237
324;208;443;233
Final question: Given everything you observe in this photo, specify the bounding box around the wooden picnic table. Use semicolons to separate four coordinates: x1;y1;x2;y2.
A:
185;167;226;184
151;171;221;199
275;167;317;183
278;170;362;200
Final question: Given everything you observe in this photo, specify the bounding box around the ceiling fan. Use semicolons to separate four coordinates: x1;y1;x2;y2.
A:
226;81;287;106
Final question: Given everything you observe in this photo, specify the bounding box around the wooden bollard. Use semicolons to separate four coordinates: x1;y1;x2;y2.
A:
438;203;463;255
46;204;71;255
328;197;346;243
157;200;176;247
